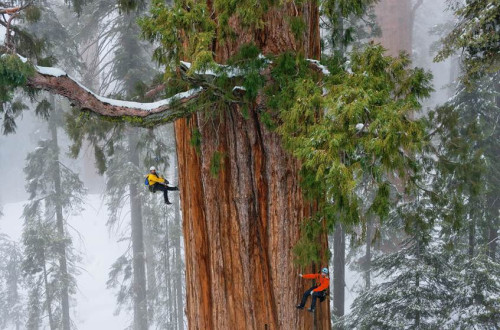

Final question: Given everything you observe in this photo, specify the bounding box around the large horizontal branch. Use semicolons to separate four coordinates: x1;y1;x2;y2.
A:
26;64;203;123
20;55;329;124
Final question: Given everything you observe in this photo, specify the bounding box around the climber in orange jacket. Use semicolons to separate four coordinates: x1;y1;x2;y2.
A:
296;267;330;312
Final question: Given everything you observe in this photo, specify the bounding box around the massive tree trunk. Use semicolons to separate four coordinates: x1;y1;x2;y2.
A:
171;155;185;330
175;3;329;329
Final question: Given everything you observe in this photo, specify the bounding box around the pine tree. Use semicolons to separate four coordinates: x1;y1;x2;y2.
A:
343;193;454;329
445;251;500;328
427;72;500;329
320;1;379;320
321;0;380;56
22;101;85;330
141;126;185;329
0;234;25;330
435;0;500;83
433;72;499;259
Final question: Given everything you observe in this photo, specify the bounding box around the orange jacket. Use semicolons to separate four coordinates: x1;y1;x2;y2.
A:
302;273;330;292
146;173;166;186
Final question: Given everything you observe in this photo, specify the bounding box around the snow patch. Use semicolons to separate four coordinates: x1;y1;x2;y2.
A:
36;65;67;77
180;60;244;78
232;86;246;92
90;88;202;111
18;54;202;111
306;59;331;75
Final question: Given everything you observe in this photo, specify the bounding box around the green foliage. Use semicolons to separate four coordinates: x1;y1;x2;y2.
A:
35;99;52;120
293;216;328;266
25;6;42;23
21;111;85;329
272;45;432;232
431;71;499;258
65;108;122;174
344;239;454;329
435;0;500;83
0;55;35;103
289;16;306;40
64;0;89;16
139;0;216;67
447;251;500;328
0;235;25;329
215;0;276;37
321;0;380;55
209;150;225;177
189;127;202;153
117;0;146;13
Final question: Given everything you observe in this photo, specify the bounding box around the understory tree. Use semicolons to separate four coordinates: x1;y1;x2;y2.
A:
345;1;500;328
21;102;85;330
0;234;25;330
343;183;455;328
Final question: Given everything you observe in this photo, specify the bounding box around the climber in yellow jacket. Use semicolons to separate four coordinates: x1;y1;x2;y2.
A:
146;166;179;204
296;267;330;312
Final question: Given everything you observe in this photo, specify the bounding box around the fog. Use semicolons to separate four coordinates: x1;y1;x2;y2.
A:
1;0;498;329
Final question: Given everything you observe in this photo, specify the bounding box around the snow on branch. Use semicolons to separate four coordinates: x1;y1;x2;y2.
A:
26;57;329;121
27;61;202;121
306;59;330;75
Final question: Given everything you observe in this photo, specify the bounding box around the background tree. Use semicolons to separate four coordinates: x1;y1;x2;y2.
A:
0;234;25;330
21;100;86;330
435;0;500;83
319;0;380;320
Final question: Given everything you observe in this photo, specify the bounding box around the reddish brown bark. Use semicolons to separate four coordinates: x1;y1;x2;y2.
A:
176;108;330;329
374;0;413;56
13;2;329;328
214;2;320;61
175;2;329;329
27;72;200;119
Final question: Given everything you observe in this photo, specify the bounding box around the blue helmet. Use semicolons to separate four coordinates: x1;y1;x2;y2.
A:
321;267;329;275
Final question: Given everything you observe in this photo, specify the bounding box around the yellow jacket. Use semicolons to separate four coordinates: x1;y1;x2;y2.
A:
146;173;166;186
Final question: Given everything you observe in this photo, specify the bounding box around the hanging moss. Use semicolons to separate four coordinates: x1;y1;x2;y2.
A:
288;16;306;40
209;150;225;177
190;127;202;154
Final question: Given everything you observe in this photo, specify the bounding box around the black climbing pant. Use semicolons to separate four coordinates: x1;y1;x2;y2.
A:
152;183;179;204
298;286;325;310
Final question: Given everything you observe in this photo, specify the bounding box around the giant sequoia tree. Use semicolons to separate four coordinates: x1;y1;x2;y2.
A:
1;1;433;329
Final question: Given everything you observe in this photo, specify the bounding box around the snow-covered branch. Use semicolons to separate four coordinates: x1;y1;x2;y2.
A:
27;63;202;121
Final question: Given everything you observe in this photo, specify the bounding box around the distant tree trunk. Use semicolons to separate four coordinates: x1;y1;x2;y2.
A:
415;237;421;328
128;131;148;330
365;218;373;289
49;109;71;330
175;3;329;329
333;223;345;325
488;207;498;261
144;214;157;322
490;85;500;261
374;0;412;56
79;20;103;193
468;208;476;259
163;211;174;326
42;247;56;330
